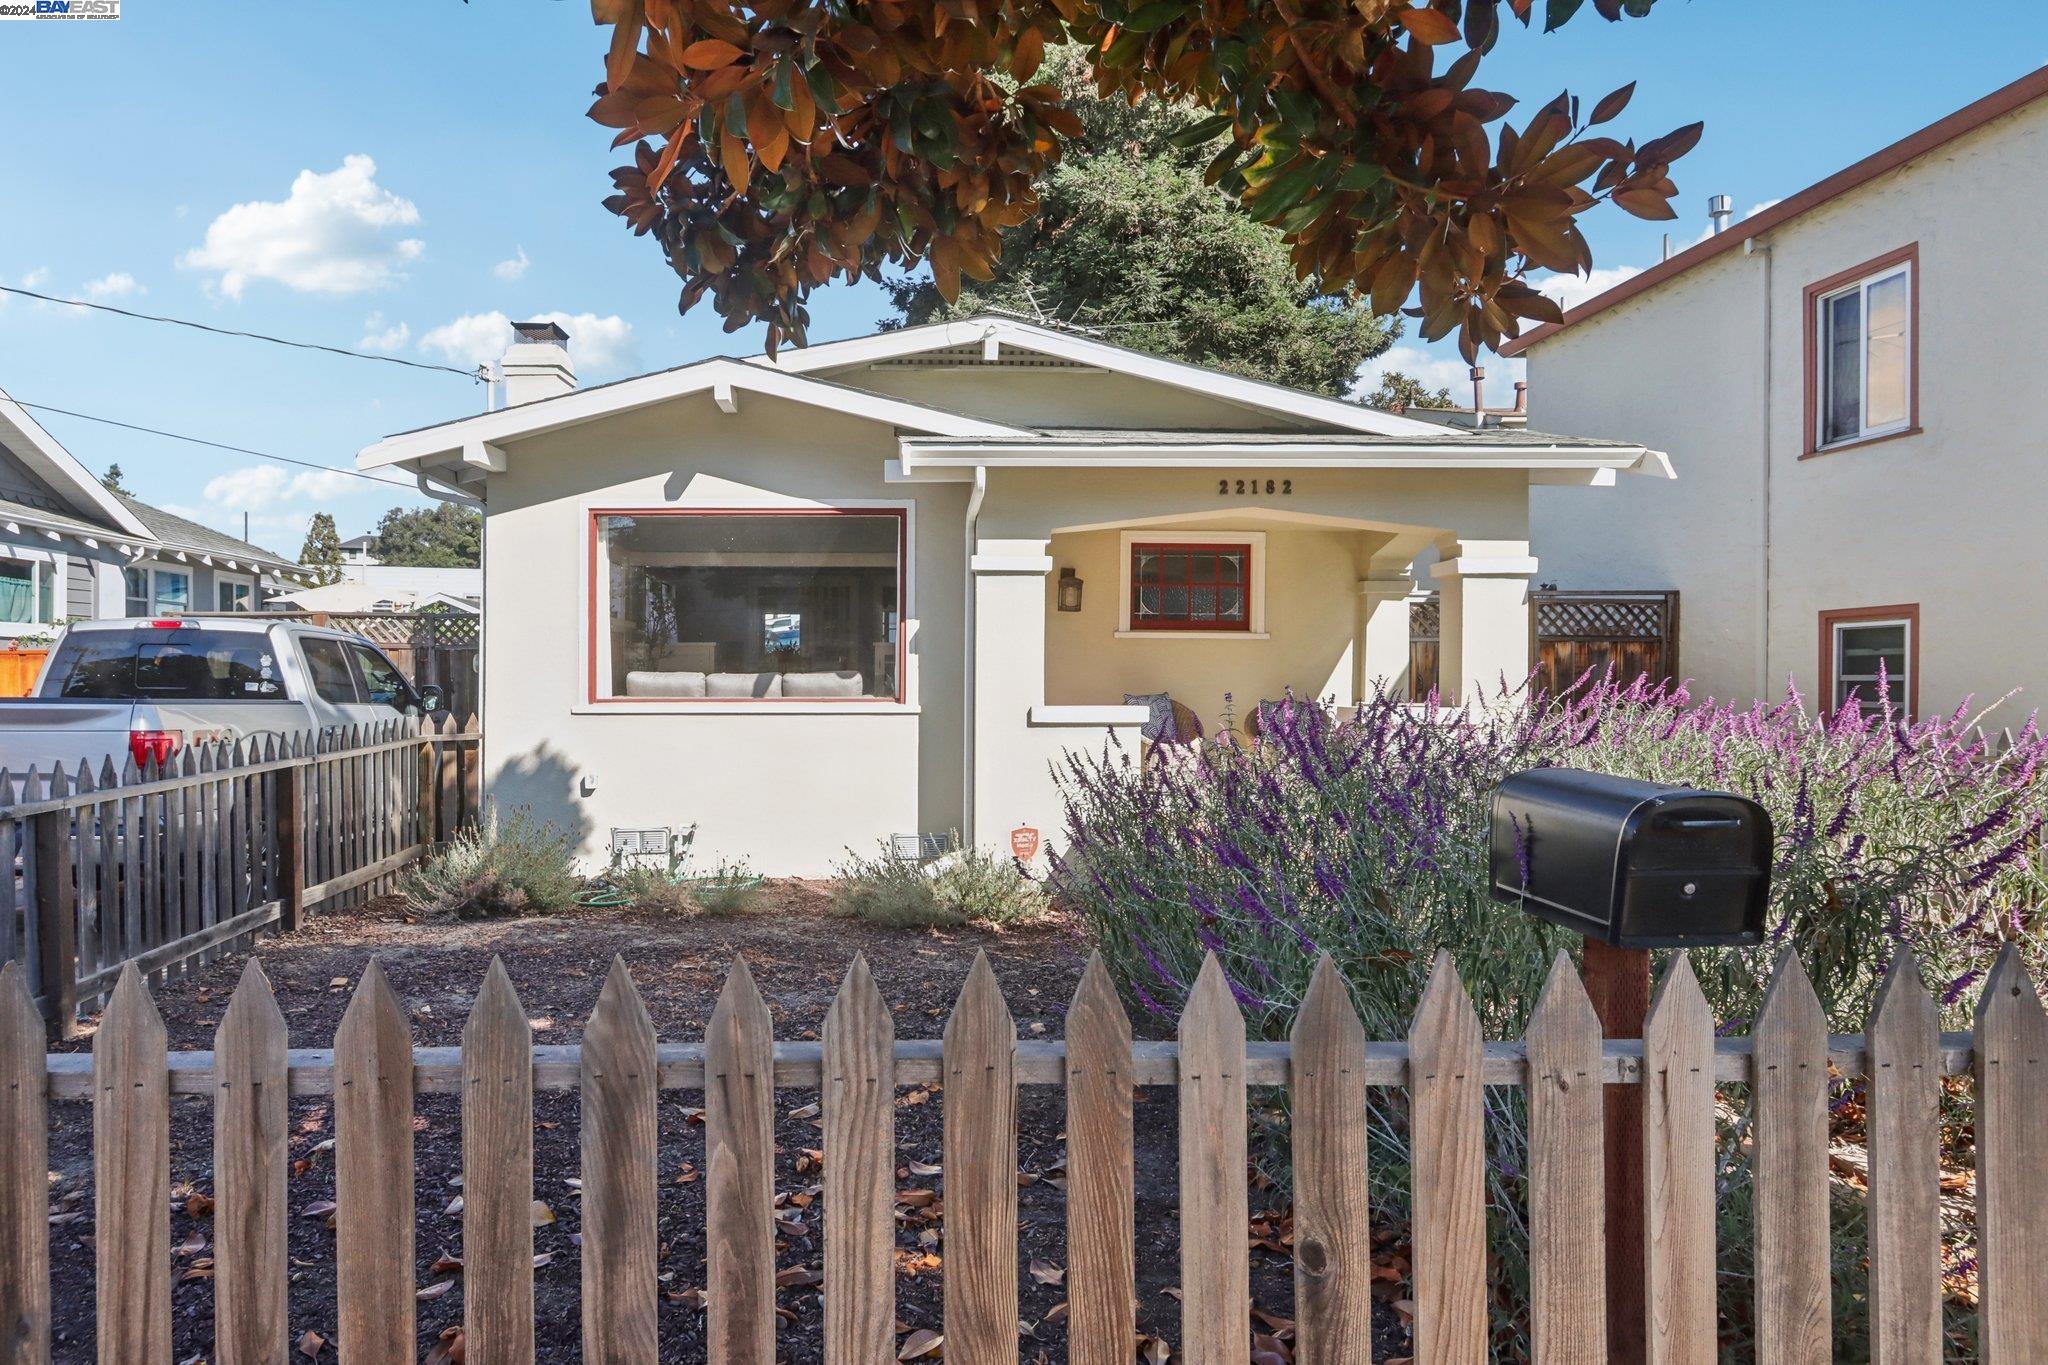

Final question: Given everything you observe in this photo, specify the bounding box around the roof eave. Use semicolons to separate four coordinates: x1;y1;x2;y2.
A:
898;437;1664;473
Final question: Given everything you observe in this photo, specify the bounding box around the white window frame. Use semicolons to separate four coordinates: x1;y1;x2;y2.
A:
215;572;257;612
1831;615;1914;716
1814;258;1914;451
1115;529;1268;639
125;562;194;618
0;543;66;639
578;497;920;715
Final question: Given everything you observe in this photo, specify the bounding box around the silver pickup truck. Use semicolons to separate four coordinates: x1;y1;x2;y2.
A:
0;617;443;777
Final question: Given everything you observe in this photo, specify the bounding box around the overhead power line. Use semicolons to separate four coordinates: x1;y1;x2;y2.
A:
0;284;483;380
11;398;418;492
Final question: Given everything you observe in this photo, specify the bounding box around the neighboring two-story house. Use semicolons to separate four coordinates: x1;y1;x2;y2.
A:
0;389;303;636
1509;68;2048;723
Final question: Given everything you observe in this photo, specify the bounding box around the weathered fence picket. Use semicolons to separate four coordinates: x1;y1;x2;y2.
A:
5;945;2046;1361
463;958;535;1362
821;954;895;1365
1064;951;1135;1365
942;951;1018;1363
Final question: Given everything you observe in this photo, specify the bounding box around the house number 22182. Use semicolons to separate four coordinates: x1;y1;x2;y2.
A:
1219;477;1292;495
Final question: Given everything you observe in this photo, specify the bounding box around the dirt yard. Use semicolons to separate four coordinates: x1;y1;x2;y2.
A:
41;888;1410;1363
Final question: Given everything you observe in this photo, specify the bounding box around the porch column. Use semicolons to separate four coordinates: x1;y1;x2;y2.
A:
1357;575;1419;701
1431;540;1537;706
969;539;1052;846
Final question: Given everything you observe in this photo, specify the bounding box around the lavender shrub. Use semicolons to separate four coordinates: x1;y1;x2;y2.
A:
1051;670;2046;1359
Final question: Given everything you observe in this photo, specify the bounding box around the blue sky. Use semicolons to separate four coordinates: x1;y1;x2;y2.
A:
0;1;2037;557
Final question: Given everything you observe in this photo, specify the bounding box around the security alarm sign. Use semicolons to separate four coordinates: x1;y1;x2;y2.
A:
1009;826;1041;862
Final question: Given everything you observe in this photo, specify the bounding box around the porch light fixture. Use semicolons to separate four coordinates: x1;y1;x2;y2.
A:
1057;567;1083;612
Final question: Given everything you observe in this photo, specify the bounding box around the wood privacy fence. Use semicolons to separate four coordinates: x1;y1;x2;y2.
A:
5;943;2046;1362
0;716;482;1034
1409;590;1682;702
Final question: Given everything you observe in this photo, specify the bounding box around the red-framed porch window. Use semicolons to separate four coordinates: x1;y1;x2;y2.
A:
1128;542;1252;632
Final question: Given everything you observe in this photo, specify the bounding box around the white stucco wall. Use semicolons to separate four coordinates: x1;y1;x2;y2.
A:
1527;96;2048;721
481;391;967;876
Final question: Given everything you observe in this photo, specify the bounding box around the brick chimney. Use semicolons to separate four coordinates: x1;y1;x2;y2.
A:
501;320;575;405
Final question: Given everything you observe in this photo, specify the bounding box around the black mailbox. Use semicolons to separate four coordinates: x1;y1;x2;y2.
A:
1488;768;1771;948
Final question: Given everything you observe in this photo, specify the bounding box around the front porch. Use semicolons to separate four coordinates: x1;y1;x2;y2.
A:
966;502;1540;846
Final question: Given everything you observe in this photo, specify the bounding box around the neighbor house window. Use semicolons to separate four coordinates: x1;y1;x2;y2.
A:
0;555;55;626
125;565;191;618
1821;606;1917;720
216;575;255;612
1117;531;1266;635
590;509;906;702
1809;247;1916;452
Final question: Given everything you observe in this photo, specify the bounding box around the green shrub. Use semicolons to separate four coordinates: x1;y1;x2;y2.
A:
407;809;580;920
833;841;1047;928
608;863;694;916
688;859;765;917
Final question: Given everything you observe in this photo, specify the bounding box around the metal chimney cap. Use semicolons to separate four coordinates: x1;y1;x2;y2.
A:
511;319;570;344
1707;194;1735;214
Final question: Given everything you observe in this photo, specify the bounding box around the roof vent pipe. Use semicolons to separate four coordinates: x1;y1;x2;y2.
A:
1708;194;1735;236
1468;365;1486;427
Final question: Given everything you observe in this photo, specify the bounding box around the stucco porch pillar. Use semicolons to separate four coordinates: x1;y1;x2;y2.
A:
1357;575;1420;701
1431;540;1537;706
969;539;1053;845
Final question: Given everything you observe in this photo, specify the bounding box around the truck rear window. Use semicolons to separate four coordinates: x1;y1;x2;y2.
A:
44;630;289;701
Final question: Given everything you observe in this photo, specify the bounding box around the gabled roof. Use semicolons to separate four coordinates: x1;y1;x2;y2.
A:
360;355;1035;472
0;390;155;539
758;315;1452;438
1505;66;2048;354
116;494;297;571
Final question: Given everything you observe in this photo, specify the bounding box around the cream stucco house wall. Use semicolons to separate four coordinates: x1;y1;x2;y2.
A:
361;316;1666;874
1512;69;2048;724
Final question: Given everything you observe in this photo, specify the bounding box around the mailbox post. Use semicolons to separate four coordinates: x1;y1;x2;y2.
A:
1490;768;1771;1364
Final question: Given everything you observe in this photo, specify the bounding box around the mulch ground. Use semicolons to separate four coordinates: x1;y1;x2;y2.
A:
42;886;1411;1363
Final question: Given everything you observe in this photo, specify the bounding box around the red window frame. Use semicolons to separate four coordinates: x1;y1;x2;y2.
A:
1126;541;1253;633
585;506;909;704
1818;603;1918;722
1801;243;1920;458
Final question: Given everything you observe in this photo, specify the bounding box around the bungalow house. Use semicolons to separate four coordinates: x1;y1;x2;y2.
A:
358;316;1668;874
1509;68;2048;723
0;389;303;636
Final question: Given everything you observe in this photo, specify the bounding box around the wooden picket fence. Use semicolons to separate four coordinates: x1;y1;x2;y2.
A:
0;716;482;1034
2;941;2044;1362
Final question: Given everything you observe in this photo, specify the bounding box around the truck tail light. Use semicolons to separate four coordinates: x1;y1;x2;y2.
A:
129;729;182;771
146;619;187;629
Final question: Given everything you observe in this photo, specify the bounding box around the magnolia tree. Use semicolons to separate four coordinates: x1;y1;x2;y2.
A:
586;0;1700;358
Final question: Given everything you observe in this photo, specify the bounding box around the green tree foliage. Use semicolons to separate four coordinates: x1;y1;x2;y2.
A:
1362;370;1455;410
370;503;482;568
100;464;132;497
298;513;345;587
882;50;1392;397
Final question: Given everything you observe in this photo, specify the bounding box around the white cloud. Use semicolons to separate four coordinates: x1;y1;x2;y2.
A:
421;308;638;377
1531;265;1644;312
178;155;424;298
492;246;530;281
359;311;410;351
19;267;50;289
82;272;142;301
1353;344;1525;410
200;464;362;514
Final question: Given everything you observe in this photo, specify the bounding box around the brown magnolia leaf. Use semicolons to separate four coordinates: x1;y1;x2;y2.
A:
898;1328;943;1360
1590;80;1635;124
1013;25;1045;82
417;1280;456;1301
1139;1337;1171;1364
298;1329;326;1358
425;1326;465;1365
680;38;744;70
1397;7;1462;44
1028;1258;1064;1286
532;1200;556;1227
185;1193;215;1220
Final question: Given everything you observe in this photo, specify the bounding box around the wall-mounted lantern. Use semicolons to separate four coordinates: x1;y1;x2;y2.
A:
1056;567;1084;612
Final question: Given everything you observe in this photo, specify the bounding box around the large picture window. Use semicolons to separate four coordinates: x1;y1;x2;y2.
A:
1807;246;1916;453
0;554;55;627
591;509;905;702
124;564;191;618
